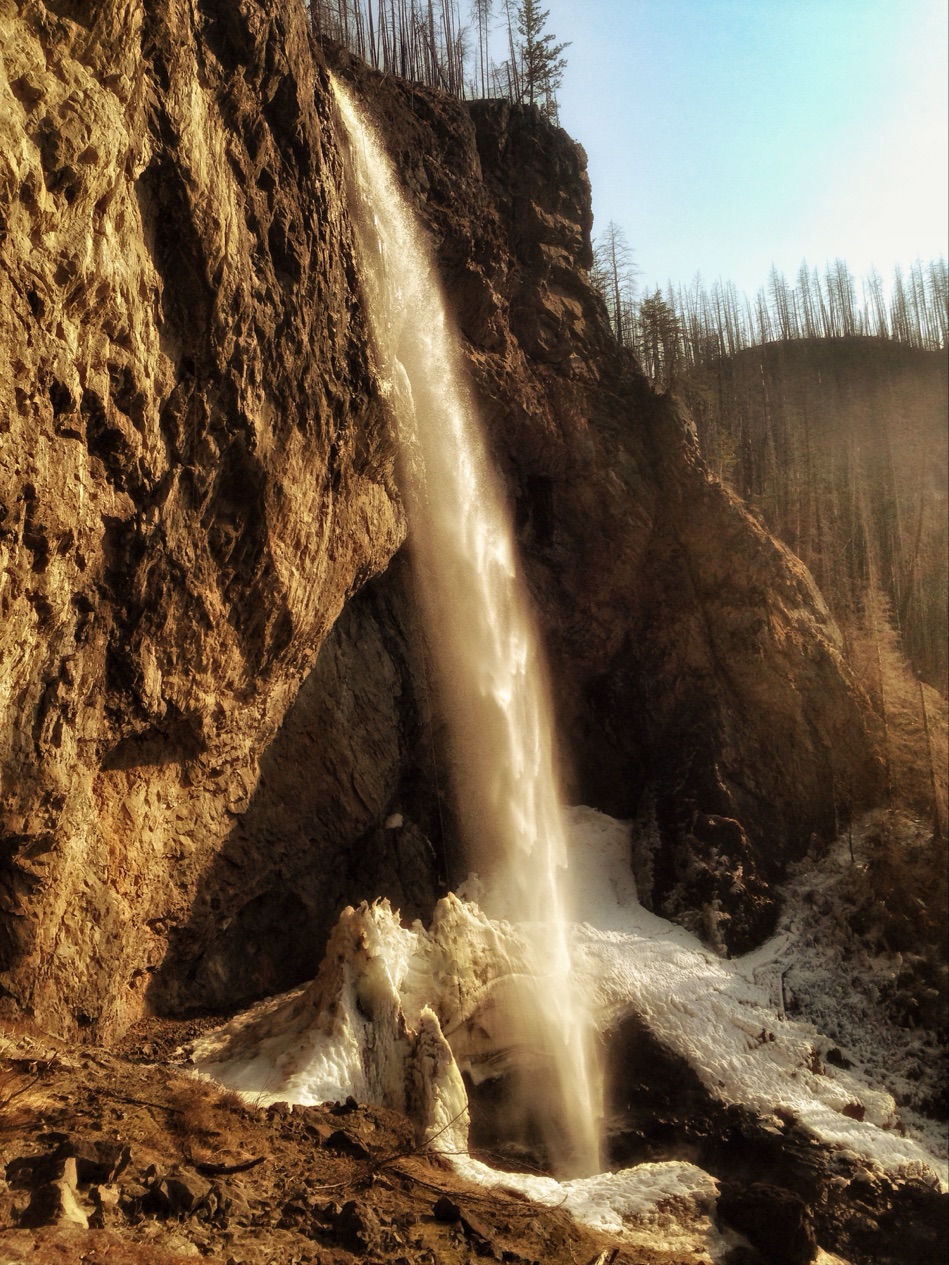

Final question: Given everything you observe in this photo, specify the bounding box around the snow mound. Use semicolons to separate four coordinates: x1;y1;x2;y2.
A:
190;806;947;1252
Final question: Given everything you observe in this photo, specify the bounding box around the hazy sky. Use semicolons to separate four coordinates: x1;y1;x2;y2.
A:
536;0;948;298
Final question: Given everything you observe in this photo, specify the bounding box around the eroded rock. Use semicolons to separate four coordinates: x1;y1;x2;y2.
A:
1;4;882;1040
0;0;403;1038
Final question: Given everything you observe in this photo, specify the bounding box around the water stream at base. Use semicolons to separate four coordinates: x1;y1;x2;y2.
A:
331;76;602;1178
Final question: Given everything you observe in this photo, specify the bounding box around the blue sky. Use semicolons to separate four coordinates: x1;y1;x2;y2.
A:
534;0;948;297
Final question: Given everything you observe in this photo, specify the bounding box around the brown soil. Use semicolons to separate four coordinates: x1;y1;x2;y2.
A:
0;1023;706;1265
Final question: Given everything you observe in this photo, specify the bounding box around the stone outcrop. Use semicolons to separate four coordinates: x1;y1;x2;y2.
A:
0;2;880;1037
0;0;403;1037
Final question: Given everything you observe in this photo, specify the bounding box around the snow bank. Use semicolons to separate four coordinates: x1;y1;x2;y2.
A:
190;805;947;1253
563;805;946;1184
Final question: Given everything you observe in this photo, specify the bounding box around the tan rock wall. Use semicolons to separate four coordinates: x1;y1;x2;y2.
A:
0;0;402;1037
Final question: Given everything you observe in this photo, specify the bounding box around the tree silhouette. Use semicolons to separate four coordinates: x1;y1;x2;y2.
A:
515;0;569;120
637;290;681;386
471;0;493;96
310;0;569;118
593;221;637;348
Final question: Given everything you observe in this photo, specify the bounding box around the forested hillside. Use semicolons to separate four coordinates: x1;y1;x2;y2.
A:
678;337;948;825
589;242;947;714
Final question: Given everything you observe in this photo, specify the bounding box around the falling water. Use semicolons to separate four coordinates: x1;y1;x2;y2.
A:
332;77;602;1178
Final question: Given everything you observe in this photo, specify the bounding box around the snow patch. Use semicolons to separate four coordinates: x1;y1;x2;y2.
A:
455;1155;725;1255
190;807;947;1252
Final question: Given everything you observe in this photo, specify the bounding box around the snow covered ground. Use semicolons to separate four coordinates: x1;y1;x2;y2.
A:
190;806;947;1255
566;806;947;1178
750;812;947;1143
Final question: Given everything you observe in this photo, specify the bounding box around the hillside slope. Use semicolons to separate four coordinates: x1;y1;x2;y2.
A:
681;338;948;695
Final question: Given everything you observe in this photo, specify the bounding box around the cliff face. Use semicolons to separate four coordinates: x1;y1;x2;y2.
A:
0;0;403;1037
334;58;881;949
0;2;879;1039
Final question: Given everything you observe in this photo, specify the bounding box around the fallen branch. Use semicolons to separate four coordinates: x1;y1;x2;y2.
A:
194;1155;265;1176
102;1091;185;1114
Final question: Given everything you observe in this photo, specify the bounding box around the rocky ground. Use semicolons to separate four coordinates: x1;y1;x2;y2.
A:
0;1022;713;1265
1;1009;945;1265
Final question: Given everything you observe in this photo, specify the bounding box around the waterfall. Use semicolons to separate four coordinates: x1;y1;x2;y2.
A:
331;76;602;1178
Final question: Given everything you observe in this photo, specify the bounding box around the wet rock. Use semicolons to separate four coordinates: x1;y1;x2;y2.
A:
19;1157;89;1230
717;1182;816;1265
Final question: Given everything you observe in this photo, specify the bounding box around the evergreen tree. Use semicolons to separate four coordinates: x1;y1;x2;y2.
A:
637;290;681;386
515;0;569;120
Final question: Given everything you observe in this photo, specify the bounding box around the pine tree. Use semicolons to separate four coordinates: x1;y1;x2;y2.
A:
515;0;569;120
637;290;681;386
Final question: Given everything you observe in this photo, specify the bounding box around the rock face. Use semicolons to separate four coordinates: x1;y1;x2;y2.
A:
147;556;446;1017
0;0;403;1037
334;59;881;950
0;4;879;1037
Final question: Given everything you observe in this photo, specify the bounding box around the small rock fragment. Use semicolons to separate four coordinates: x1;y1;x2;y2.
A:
20;1175;89;1230
433;1194;463;1222
325;1128;372;1161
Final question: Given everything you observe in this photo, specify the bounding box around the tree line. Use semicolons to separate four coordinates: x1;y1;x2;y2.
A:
682;337;948;828
591;234;949;822
591;231;948;388
308;0;569;120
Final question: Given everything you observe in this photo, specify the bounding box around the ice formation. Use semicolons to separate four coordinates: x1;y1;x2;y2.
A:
192;807;947;1250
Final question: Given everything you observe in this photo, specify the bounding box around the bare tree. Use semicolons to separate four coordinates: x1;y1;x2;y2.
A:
471;0;493;96
593;221;637;348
